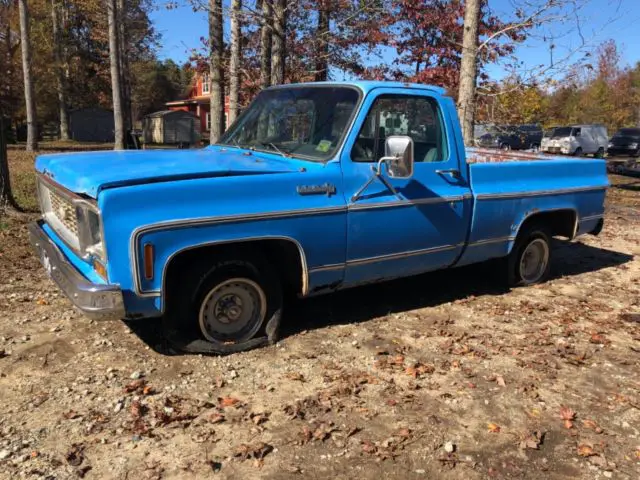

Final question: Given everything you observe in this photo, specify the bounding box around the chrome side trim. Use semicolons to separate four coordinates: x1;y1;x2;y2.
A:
308;262;346;274
579;214;604;223
476;186;607;200
347;243;463;267
348;195;465;211
130;206;346;297
467;236;515;247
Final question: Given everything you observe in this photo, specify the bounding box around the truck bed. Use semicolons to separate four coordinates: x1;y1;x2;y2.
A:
456;148;609;267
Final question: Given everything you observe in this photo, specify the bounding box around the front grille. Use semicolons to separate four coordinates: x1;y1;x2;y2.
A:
38;179;81;250
48;188;79;237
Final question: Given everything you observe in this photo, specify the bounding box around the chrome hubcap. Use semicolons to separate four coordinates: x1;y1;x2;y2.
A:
198;278;266;343
519;238;549;283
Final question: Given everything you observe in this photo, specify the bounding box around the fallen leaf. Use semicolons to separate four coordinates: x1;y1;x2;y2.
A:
130;400;145;419
518;430;544;450
589;333;610;345
286;372;305;382
142;385;154;395
218;397;241;408
496;375;506;387
123;379;147;394
232;442;273;461
563;419;574;429
559;406;576;421
582;419;603;433
487;423;501;433
65;444;85;466
208;413;225;424
62;410;81;420
397;428;411;438
36;298;48;305
577;444;596;457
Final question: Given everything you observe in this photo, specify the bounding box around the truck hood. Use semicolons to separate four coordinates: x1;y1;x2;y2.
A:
35;147;304;198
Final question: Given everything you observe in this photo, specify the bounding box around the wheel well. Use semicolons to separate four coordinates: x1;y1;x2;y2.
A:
516;209;577;240
163;239;305;308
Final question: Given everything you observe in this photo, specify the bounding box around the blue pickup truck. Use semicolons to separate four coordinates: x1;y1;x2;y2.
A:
29;81;608;353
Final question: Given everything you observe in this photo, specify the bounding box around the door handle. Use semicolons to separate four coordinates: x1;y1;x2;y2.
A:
435;169;461;179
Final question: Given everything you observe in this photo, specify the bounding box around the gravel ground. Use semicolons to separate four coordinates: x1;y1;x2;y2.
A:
0;171;638;480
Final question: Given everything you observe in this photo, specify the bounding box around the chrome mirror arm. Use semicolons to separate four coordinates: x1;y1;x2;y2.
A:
350;157;402;203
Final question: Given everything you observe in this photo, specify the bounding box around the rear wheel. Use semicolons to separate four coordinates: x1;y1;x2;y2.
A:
531;144;540;152
507;224;552;287
501;143;511;151
573;147;583;157
164;253;283;354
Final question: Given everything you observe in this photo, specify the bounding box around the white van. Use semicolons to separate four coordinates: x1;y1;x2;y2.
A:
541;124;608;157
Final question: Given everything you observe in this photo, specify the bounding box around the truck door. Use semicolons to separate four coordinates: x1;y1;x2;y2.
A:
340;88;473;286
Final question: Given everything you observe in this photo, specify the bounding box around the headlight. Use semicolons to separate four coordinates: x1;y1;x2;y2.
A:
75;201;105;261
630;142;638;149
608;142;614;148
561;139;570;145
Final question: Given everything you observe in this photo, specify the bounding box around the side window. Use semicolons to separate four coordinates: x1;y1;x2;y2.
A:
351;94;448;163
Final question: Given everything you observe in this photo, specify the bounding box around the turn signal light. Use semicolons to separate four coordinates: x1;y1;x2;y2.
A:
143;243;154;280
93;259;107;280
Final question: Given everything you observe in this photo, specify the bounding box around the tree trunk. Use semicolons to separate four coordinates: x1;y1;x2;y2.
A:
260;0;272;89
107;0;124;150
270;0;285;85
209;0;224;144
314;2;329;82
51;0;69;140
0;115;16;210
457;0;481;145
229;0;242;124
117;0;133;136
18;0;37;152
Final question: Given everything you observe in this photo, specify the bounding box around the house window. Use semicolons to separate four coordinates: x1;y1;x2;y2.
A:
202;73;210;94
205;112;211;131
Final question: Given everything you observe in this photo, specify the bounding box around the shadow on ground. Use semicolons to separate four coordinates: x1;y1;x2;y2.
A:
126;240;633;355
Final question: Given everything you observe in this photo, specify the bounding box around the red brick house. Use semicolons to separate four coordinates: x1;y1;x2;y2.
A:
165;73;229;136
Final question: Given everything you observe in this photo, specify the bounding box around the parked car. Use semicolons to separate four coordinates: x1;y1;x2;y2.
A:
29;81;608;354
607;127;640;157
476;124;543;151
541;124;608;157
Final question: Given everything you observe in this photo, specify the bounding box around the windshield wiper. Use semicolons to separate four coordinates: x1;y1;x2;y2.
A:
260;142;290;157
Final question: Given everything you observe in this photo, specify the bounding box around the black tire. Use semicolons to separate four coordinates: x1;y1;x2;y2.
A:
573;147;583;157
507;224;552;287
501;143;511;151
595;147;605;158
164;253;283;354
531;144;540;152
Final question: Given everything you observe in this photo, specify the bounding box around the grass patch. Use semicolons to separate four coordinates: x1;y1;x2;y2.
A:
8;151;39;212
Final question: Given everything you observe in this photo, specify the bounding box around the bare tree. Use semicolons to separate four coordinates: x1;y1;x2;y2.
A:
270;0;285;85
457;0;480;145
51;0;69;140
107;0;124;150
117;0;133;136
314;1;329;82
259;0;272;89
229;0;242;124
18;0;37;151
209;0;224;143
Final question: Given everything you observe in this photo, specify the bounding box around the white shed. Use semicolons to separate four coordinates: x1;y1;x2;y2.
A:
142;110;201;146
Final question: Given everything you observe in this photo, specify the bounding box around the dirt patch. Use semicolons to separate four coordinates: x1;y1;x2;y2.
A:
0;173;638;479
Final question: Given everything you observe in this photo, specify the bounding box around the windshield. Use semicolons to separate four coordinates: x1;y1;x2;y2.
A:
218;86;360;161
549;127;572;138
614;128;640;138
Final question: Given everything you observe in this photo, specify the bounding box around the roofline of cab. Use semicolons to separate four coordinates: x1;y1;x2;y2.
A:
265;81;448;97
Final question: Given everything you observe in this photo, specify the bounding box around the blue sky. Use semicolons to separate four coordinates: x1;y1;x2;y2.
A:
151;0;640;80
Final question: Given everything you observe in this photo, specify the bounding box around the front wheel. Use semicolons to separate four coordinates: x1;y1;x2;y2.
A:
501;143;511;151
595;147;605;158
573;147;583;157
164;254;283;354
507;225;552;287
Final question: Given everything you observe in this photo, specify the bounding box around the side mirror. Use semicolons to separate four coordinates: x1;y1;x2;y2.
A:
382;135;414;179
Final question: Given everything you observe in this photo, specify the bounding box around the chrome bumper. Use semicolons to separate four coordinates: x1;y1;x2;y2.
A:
28;221;125;320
